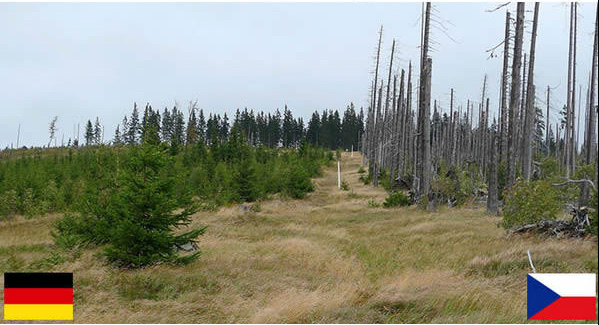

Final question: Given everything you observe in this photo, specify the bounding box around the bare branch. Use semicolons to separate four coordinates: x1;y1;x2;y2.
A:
552;179;597;191
487;2;511;13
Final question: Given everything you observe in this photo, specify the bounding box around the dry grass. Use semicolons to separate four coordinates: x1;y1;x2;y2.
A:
0;153;597;323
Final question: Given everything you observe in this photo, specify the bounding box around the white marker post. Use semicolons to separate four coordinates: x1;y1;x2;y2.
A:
337;160;341;189
351;145;353;157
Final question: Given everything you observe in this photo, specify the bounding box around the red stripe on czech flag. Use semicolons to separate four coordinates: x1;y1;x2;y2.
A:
529;296;597;320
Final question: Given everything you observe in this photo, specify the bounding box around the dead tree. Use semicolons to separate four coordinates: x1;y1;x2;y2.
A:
581;6;598;204
507;2;525;189
403;62;413;175
374;83;383;187
570;2;578;173
393;69;406;181
369;26;384;180
522;2;539;180
517;54;527;165
382;39;396;176
488;120;499;215
565;3;575;177
500;10;511;163
416;2;432;200
390;74;398;181
545;85;550;155
587;6;598;167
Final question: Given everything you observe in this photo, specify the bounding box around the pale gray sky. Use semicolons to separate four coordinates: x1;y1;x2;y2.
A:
0;2;597;148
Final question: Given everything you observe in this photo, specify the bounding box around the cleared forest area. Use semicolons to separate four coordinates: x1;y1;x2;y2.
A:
0;153;596;323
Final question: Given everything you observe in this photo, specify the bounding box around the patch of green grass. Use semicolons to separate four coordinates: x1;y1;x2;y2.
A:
582;257;598;273
0;254;26;272
367;199;381;208
0;243;51;254
340;180;350;191
383;191;410;208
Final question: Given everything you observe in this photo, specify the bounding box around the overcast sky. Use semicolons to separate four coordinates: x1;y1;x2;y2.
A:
0;1;597;148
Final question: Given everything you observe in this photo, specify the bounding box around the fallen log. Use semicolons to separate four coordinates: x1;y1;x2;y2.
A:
510;206;594;239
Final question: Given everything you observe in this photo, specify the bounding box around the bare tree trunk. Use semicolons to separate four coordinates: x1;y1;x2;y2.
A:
487;122;499;215
374;84;383;187
556;122;561;165
581;6;598;205
417;2;432;201
576;85;582;161
390;74;398;182
420;58;433;202
483;98;489;180
404;62;413;175
587;6;598;166
571;2;578;173
394;69;406;181
383;39;396;173
500;10;511;163
518;54;527;167
369;26;383;177
545;85;550;155
450;88;456;166
565;3;574;177
522;2;539;180
507;2;525;189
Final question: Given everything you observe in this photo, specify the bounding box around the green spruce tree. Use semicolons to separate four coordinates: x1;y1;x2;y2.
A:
103;144;206;267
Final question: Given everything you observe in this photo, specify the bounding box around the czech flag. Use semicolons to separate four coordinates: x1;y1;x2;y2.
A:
3;272;73;320
527;273;596;320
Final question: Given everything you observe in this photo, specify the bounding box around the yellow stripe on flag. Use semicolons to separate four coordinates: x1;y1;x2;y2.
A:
4;304;73;320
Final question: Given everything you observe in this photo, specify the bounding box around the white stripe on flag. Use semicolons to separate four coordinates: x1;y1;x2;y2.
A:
530;273;596;297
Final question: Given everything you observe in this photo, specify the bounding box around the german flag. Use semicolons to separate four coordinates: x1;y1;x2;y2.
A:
3;272;73;320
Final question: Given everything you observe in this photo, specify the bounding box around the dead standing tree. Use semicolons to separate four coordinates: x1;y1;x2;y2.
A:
522;2;539;181
581;6;598;204
368;26;383;166
506;2;524;189
488;118;499;215
565;3;575;178
416;2;433;202
500;10;511;163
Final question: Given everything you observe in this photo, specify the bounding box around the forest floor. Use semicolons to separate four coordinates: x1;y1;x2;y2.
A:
1;152;597;323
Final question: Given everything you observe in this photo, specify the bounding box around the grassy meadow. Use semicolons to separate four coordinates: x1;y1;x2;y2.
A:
1;153;597;323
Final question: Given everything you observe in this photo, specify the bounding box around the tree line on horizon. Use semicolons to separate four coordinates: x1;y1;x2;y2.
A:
4;102;365;153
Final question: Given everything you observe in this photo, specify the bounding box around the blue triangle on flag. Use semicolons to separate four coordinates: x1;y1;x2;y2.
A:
527;274;561;319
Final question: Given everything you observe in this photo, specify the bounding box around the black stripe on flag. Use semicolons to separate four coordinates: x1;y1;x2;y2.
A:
4;272;73;288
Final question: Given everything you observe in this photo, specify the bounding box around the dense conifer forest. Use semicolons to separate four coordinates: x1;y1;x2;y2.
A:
0;103;365;217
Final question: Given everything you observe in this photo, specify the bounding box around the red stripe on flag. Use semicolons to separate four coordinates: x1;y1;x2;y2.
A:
530;296;596;320
3;288;73;304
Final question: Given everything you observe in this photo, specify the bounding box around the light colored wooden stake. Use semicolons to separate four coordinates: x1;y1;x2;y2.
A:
527;250;536;273
337;160;341;189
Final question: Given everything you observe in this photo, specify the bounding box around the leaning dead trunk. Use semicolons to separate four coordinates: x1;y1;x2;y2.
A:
369;26;383;182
